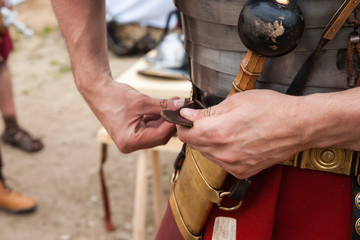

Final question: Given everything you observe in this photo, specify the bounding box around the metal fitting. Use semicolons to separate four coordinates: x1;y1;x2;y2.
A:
350;31;360;44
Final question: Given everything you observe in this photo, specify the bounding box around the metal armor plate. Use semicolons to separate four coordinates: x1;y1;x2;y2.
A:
175;0;357;105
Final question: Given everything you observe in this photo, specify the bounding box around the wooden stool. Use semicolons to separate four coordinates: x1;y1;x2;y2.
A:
96;127;183;240
96;54;190;238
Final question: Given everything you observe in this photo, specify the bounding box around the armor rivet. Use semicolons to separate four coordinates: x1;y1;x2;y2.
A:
348;76;357;88
355;218;360;235
320;149;335;162
355;193;360;211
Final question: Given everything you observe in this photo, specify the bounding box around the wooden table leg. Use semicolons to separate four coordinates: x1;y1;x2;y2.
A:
132;150;148;240
151;150;164;227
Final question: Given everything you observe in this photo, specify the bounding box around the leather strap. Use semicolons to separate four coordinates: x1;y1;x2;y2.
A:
173;143;187;171
285;40;327;95
228;178;252;202
286;0;360;95
99;143;115;231
161;99;206;128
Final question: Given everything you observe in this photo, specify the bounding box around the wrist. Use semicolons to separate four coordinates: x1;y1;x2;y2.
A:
74;69;113;97
298;90;360;150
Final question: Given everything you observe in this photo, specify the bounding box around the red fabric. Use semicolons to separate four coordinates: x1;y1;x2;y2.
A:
156;201;184;240
203;166;352;240
203;165;284;240
0;30;13;62
271;166;352;240
156;165;352;240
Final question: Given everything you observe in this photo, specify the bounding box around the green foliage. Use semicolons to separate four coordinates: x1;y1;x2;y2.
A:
41;25;52;38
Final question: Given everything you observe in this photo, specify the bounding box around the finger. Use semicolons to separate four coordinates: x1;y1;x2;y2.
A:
143;97;185;115
142;114;161;123
120;120;176;153
180;106;213;122
184;144;228;171
137;121;177;147
176;124;208;146
145;116;169;128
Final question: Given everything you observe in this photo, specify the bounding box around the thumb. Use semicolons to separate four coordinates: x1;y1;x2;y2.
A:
180;107;212;122
145;98;185;114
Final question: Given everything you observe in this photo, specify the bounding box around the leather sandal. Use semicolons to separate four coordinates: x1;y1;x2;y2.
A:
2;128;44;153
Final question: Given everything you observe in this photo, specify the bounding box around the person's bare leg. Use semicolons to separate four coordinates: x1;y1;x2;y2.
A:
0;63;15;117
0;63;22;135
0;63;44;152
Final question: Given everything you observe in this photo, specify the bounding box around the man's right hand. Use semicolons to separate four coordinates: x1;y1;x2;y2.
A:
176;90;307;179
51;0;185;153
84;78;184;153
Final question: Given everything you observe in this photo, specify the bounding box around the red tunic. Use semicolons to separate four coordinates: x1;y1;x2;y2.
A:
0;30;13;62
156;165;352;239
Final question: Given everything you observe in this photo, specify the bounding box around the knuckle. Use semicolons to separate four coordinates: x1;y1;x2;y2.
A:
134;97;147;109
217;153;235;165
114;135;135;153
117;142;131;153
205;129;226;144
233;166;248;179
159;98;168;109
203;107;212;117
158;137;170;146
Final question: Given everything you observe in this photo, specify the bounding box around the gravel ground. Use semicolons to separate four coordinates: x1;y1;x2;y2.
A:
0;1;177;239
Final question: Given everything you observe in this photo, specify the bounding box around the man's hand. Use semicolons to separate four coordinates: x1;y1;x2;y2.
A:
51;0;186;153
86;79;184;153
176;90;308;179
177;87;360;179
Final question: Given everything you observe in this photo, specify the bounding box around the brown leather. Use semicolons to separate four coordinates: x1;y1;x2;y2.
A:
161;99;206;128
99;143;115;231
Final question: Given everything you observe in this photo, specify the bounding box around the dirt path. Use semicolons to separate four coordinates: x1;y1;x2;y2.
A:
0;1;176;240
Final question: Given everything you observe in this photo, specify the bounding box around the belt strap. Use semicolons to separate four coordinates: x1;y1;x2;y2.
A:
286;0;360;95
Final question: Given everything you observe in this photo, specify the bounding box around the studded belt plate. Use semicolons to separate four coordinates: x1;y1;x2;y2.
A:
282;148;359;176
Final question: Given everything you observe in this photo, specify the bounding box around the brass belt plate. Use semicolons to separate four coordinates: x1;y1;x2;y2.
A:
282;148;359;176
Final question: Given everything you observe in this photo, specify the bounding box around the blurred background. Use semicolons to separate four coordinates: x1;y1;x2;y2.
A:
0;0;182;239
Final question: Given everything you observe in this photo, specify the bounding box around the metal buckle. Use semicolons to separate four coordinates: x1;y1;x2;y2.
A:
218;191;243;211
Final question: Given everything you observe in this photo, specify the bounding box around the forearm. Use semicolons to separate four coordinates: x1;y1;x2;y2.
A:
51;0;111;95
51;0;181;153
300;87;360;151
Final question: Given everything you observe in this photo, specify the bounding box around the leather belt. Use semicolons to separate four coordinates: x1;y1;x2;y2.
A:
282;148;360;176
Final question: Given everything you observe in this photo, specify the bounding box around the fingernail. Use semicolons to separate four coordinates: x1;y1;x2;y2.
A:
173;99;185;107
180;108;198;118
